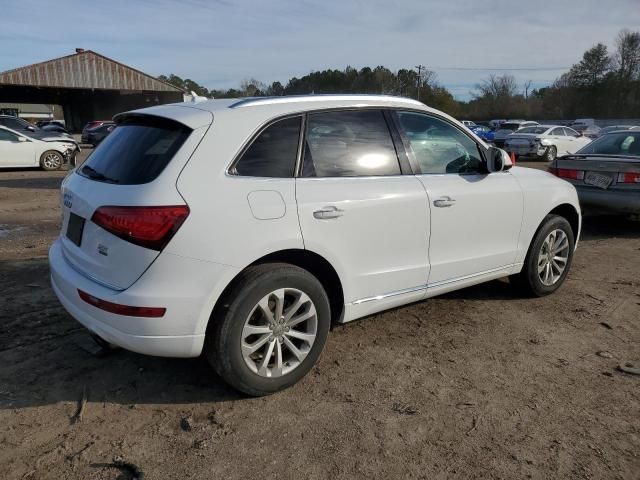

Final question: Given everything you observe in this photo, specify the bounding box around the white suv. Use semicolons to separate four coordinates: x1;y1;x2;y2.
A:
49;95;581;395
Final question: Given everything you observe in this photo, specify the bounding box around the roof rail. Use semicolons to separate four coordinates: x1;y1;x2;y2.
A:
228;94;424;109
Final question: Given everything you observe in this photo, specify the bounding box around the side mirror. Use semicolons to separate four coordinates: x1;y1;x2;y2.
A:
18;136;27;142
487;146;512;172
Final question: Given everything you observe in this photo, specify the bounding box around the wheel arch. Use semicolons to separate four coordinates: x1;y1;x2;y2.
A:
206;249;345;336
548;203;580;241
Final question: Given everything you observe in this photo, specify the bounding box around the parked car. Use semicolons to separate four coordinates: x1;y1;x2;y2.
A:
570;118;595;132
81;120;113;141
81;123;115;146
50;95;580;396
504;125;591;161
489;119;507;130
37;120;66;129
41;124;70;135
0;125;77;170
470;125;495;143
493;120;539;148
549;130;640;214
461;120;476;127
0;115;79;158
581;124;601;139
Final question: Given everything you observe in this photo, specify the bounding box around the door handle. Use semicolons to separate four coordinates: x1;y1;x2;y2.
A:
313;206;344;219
433;196;456;208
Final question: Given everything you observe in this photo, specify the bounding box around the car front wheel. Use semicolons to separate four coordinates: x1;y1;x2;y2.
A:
545;145;557;162
39;150;63;171
205;263;331;396
510;214;575;297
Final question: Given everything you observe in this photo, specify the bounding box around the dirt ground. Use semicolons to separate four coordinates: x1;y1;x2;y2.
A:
1;154;639;479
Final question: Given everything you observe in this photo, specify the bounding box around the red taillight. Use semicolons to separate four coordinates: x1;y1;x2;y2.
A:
549;167;584;180
617;172;640;184
78;290;166;317
91;205;189;251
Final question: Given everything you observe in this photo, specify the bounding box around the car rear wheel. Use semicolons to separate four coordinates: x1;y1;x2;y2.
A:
40;150;63;171
545;145;557;162
510;214;574;297
205;263;331;396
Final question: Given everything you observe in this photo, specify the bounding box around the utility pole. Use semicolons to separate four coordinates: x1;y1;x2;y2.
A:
415;64;425;100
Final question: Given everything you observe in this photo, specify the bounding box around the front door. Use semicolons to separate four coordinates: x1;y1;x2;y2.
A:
0;129;35;167
392;111;523;286
295;109;430;305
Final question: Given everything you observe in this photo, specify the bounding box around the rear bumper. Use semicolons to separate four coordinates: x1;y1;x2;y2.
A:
49;238;239;357
505;144;546;157
576;187;640;214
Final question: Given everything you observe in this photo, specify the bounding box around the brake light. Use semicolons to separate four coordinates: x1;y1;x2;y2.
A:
78;289;166;317
91;205;189;251
617;172;640;183
548;168;584;180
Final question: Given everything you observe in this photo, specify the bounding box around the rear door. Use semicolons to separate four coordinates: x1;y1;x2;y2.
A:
392;111;523;286
295;109;430;305
59;111;212;290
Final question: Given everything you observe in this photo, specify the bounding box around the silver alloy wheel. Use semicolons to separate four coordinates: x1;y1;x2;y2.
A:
43;152;62;169
241;288;317;378
545;146;557;161
537;229;569;286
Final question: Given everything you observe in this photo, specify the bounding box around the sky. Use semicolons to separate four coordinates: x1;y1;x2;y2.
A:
1;0;639;100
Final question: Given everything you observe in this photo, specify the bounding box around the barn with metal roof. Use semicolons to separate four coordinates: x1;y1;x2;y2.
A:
0;49;184;131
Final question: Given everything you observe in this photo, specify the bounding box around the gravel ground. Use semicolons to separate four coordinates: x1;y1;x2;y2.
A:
1;154;639;479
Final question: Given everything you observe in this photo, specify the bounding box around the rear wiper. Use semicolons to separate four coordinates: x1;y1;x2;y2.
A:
81;165;119;184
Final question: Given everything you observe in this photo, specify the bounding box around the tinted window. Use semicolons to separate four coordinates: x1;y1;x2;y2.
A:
233;116;301;177
79;117;190;185
519;127;547;134
301;110;400;177
0;129;19;141
395;111;484;174
577;132;640;156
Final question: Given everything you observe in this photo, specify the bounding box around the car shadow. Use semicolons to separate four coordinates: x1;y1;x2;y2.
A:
0;174;64;190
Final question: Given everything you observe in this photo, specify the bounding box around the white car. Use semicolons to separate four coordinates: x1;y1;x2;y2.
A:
0;125;77;170
49;95;581;395
504;125;592;161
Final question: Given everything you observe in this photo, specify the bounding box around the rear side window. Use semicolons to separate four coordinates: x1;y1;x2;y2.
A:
79;117;190;185
301;110;400;177
232;116;302;177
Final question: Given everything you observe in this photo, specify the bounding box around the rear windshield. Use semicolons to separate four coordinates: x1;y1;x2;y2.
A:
577;132;640;156
79;117;190;184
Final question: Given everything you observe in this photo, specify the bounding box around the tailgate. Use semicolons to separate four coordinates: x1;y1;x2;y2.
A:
59;110;211;290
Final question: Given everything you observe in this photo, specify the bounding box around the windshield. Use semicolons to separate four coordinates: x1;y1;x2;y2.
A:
517;127;547;134
576;132;640;156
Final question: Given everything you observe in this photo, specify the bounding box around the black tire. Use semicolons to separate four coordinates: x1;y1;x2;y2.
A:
39;150;64;171
205;263;331;396
510;214;575;297
545;145;557;162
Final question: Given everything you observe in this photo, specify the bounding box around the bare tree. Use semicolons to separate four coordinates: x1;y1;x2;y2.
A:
614;29;640;81
523;80;533;100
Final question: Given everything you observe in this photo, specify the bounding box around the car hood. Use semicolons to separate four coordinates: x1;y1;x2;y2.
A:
26;130;77;143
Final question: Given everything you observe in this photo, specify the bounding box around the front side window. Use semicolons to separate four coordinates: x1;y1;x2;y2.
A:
232;116;302;178
395;111;484;174
301;110;400;177
0;129;19;141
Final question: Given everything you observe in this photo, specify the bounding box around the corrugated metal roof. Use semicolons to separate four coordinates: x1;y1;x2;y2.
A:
0;50;183;93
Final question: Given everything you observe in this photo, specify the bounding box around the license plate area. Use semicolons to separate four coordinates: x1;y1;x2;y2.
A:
66;212;85;246
584;171;613;189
